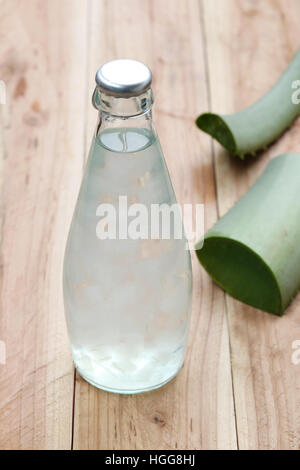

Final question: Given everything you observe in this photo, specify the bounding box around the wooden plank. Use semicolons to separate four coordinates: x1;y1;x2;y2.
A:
73;0;237;450
0;0;88;449
202;0;300;450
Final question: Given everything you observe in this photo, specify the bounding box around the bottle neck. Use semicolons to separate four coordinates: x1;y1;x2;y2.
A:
92;89;156;153
93;89;155;137
93;87;154;116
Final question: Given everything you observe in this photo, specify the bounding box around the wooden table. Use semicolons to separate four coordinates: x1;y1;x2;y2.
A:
0;0;300;450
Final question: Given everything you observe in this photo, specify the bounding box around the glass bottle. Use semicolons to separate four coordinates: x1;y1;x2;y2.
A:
63;60;192;394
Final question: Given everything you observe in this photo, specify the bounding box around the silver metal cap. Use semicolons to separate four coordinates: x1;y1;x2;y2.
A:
95;59;152;98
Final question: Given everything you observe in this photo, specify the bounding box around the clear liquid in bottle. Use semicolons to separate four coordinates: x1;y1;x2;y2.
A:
63;60;192;393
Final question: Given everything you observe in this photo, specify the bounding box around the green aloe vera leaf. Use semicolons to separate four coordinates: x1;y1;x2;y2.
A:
196;50;300;157
196;153;300;315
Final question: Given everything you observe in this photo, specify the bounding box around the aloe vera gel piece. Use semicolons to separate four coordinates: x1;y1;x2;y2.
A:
196;50;300;158
196;154;300;315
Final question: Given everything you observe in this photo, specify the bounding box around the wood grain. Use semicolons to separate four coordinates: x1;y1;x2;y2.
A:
1;0;299;451
0;0;88;449
72;0;237;450
202;0;300;450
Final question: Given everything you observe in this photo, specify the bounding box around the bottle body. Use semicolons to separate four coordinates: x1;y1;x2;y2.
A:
63;62;192;393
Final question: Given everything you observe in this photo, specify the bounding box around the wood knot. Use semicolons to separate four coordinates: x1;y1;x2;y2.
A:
152;413;166;427
14;76;27;98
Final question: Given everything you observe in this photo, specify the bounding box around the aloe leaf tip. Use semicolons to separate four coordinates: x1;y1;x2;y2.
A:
196;113;237;155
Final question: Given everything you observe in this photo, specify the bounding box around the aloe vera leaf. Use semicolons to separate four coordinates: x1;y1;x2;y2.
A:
196;50;300;157
196;153;300;315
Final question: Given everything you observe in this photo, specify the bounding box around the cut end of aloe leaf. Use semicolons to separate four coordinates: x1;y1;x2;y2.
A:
196;113;237;155
196;236;283;316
